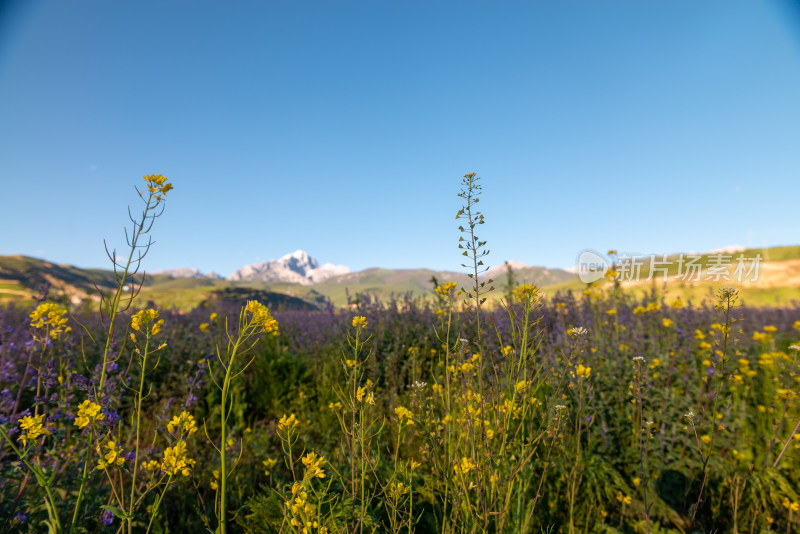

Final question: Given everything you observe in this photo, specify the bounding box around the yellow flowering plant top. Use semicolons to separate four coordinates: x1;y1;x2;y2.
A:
74;399;104;429
96;440;125;470
434;281;459;297
29;302;71;340
17;414;49;447
301;451;326;479
161;440;195;477
245;300;279;334
167;411;198;436
278;413;299;431
144;173;173;201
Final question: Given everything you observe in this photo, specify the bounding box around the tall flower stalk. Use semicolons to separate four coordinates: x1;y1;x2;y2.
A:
207;301;278;534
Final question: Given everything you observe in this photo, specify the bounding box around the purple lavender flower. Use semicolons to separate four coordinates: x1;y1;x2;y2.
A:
100;509;113;526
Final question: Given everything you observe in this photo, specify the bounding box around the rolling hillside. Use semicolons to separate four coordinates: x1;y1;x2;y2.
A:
1;246;798;309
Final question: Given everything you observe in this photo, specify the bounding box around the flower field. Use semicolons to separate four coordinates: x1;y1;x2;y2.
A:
1;175;799;533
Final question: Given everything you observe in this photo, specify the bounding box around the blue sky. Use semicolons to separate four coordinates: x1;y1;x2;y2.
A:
1;0;799;275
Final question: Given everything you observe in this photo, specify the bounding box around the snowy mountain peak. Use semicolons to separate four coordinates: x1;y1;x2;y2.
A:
226;251;349;285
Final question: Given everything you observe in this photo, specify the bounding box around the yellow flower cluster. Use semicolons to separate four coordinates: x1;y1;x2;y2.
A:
167;411;197;436
512;283;540;302
17;414;48;447
662;318;674;328
96;440;125;470
302;452;326;479
434;281;459;297
574;364;591;380
633;302;662;314
245;300;279;334
758;352;788;368
783;498;800;513
262;458;277;477
514;380;531;395
356;385;375;405
161;440;195;477
388;480;410;498
29;302;71;340
454;456;476;475
130;309;163;341
143;459;159;474
753;331;772;344
278;413;299;431
144;174;173;201
394;406;414;426
352;315;368;329
74;400;104;429
616;492;632;506
287;483;328;534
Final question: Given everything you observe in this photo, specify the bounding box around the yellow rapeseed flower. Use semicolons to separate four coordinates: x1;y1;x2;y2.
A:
278;413;299;431
161;440;195;477
454;457;476;475
394;406;414;425
96;440;125;470
512;283;540;302
29;302;71;340
515;380;531;394
131;309;163;337
143;174;173;201
301;451;326;479
575;364;591;380
434;281;458;297
74;399;104;429
17;414;48;447
167;411;197;436
245;301;279;334
352;316;368;329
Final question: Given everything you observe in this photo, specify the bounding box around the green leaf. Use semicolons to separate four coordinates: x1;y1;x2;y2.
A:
101;505;131;520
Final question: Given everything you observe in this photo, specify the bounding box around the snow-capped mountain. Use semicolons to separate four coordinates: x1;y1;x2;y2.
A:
226;250;350;285
485;260;529;279
156;268;223;279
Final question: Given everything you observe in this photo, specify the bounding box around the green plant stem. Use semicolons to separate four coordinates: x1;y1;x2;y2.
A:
70;427;95;534
128;336;149;534
146;475;173;534
97;194;154;398
0;426;63;532
218;337;242;534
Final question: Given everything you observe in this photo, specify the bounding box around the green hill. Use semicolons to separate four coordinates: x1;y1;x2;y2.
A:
2;246;797;309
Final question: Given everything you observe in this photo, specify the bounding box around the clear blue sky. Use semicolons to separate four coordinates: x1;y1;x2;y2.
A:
2;0;799;275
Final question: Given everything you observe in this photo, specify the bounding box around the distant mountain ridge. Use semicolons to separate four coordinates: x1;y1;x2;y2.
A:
226;250;350;285
6;245;797;309
155;267;223;279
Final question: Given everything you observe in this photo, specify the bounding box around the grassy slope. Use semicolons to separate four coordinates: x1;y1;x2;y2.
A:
2;246;798;309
